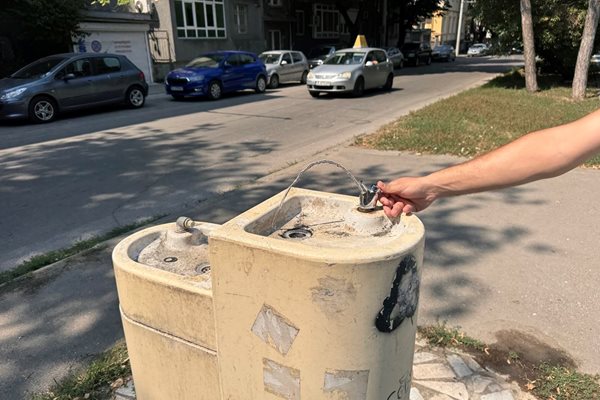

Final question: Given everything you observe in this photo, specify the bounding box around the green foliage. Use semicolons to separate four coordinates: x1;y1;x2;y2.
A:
418;323;486;351
359;69;600;167
31;342;131;400
471;0;595;78
0;0;87;76
533;363;600;400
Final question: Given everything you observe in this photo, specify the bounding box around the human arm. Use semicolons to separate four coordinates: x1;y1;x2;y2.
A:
377;108;600;217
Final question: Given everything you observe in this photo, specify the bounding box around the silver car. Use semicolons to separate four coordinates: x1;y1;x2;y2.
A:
259;50;309;89
0;53;148;123
306;47;394;97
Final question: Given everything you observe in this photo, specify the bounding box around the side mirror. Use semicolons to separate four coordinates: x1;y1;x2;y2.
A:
365;61;374;67
281;60;288;65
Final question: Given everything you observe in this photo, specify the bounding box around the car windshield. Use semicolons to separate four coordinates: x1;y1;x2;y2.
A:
307;47;332;59
434;46;448;51
186;54;224;68
259;53;281;64
11;56;68;79
324;51;366;65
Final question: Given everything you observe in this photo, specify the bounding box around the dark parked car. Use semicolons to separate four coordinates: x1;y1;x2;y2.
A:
165;51;267;100
432;44;455;62
400;42;432;66
306;45;342;69
0;53;148;123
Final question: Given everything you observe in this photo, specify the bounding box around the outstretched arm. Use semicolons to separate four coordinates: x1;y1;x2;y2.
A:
378;108;600;217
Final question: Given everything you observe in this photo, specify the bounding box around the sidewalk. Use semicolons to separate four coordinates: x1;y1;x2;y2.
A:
114;336;536;400
1;145;598;399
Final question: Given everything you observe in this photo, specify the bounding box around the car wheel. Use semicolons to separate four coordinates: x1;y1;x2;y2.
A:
301;70;308;84
126;86;145;108
352;77;365;97
29;96;57;123
309;91;320;98
255;75;267;93
383;73;394;91
208;80;222;100
269;74;279;89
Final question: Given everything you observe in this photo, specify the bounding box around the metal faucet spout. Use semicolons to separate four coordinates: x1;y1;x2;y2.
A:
358;183;380;212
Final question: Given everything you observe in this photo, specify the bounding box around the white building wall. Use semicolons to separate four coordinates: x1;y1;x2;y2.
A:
75;21;154;83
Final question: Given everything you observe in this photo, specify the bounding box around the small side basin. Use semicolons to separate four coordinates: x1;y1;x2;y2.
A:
112;222;219;350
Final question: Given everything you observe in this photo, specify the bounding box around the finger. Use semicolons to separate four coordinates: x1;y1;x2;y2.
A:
403;203;415;214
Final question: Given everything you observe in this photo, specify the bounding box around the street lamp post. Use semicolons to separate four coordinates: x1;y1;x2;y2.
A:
455;0;465;57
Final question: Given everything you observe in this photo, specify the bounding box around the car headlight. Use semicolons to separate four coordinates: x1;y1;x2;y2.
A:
188;75;205;82
307;71;315;80
336;71;352;79
0;87;27;101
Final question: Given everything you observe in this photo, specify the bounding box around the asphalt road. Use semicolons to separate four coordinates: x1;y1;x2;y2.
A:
0;56;522;272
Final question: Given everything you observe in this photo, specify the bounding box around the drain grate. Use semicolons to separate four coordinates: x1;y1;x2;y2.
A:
196;263;211;274
281;226;313;240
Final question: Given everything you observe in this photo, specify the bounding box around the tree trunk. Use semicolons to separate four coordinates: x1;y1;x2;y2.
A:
520;0;539;92
572;0;600;100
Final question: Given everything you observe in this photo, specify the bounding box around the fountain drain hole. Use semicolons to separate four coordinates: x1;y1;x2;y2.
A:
281;226;313;240
196;263;211;274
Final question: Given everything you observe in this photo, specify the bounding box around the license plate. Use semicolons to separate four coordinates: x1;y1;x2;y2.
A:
315;80;330;86
171;86;183;91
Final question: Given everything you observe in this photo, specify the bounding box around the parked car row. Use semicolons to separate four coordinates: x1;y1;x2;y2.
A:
1;42;452;123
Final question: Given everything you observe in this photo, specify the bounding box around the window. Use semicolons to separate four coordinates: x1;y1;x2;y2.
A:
295;10;304;36
268;0;282;6
268;30;282;50
174;0;226;39
291;52;303;63
93;57;121;74
282;52;292;64
234;4;247;34
56;59;92;79
313;3;340;39
375;51;387;64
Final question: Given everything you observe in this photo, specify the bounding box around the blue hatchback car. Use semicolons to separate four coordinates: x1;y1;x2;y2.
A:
165;51;268;100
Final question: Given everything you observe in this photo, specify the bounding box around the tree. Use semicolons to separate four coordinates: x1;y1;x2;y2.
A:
388;0;448;47
520;0;539;92
0;0;87;75
335;0;446;47
572;0;600;100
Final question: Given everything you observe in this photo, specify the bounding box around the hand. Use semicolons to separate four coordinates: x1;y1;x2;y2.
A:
377;177;438;217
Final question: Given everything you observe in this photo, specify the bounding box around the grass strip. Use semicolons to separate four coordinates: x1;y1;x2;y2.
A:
419;323;600;400
418;322;485;351
533;363;600;400
31;341;131;400
358;69;600;167
0;215;164;286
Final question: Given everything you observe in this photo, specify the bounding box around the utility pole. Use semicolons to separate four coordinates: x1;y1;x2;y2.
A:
455;0;465;57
